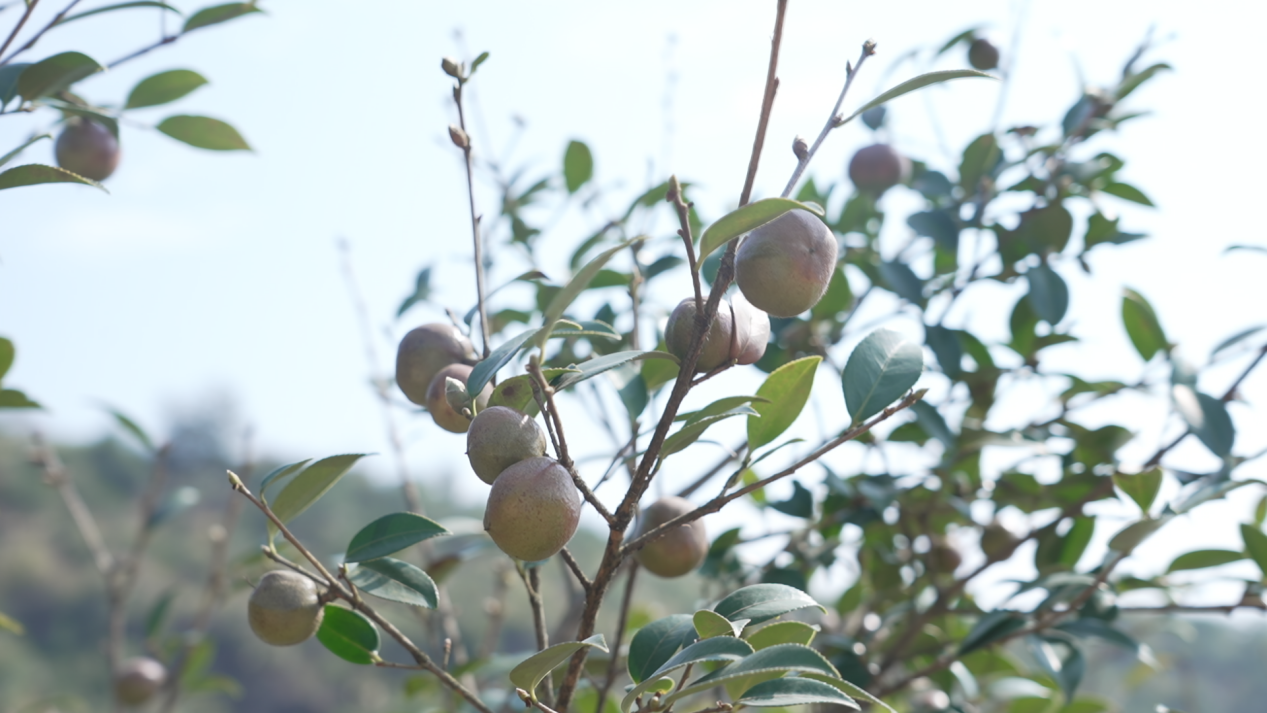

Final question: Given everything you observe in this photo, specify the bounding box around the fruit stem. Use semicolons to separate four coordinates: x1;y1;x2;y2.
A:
451;69;492;358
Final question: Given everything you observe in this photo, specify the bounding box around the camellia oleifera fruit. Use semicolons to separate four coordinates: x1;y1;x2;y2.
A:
425;363;491;433
633;496;708;578
735;209;838;318
980;519;1020;561
248;570;325;646
396;323;477;405
483;456;581;561
926;538;962;576
114;656;167;705
55;117;120;182
466;406;547;484
968;38;1000;71
664;296;769;371
847;143;910;196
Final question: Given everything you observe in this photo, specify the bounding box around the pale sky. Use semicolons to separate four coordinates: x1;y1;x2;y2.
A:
2;1;1265;605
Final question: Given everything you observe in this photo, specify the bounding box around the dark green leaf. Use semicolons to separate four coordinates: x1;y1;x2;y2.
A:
182;2;262;33
1056;619;1137;652
627;614;695;684
911;400;955;449
841;70;995;126
1026;264;1068;325
157;115;250;150
960;133;1001;193
621;636;753;713
1060;517;1095;569
1192;392;1235;457
0;389;40;408
552;350;678;391
395;266;432;317
738;677;859;709
694;609;744;639
699;197;824;261
537;238;642;352
842;329;924;424
0;163;105;191
959;610;1026;655
510;635;607;702
1101;182;1153;206
1112;468;1162;513
563;139;593;193
348;557;438;609
259;459;312;501
878;261;924;305
17;52;103;100
925;325;963;379
666;643;839;705
57;2;181;26
124;69;207;109
1107;518;1165;554
0;337;12;379
0;62;31;108
316;606;379;665
660;407;756;461
106;407;155;452
467;327;540;398
268;454;371;533
345;512;449;562
1165;549;1245;573
1240;525;1267;576
1121;288;1167;361
1083;212;1145;250
811;267;852;319
769;480;813;518
907;209;959;252
748;356;820;451
713;584;825;626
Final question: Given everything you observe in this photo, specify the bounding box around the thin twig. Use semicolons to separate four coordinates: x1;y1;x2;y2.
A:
0;0;39;63
0;0;80;65
558;547;592;592
521;565;554;707
667;175;702;311
677;443;746;498
596;563;638;713
107;35;177;69
528;360;616;525
452;70;491;358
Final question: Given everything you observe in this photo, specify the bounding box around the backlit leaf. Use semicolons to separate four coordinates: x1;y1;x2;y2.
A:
157;115;250;151
17;52;103;100
1121;289;1167;361
841;70;995;126
563;139;593;193
125;69;208;109
269;454;371;533
509;634;607;702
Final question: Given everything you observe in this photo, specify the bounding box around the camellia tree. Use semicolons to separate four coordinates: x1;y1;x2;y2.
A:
16;2;1267;712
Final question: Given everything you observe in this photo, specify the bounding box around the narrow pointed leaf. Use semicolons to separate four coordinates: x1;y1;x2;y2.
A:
316;606;379;665
842;329;923;424
563;139;593;193
659;407;756;461
802;674;897;713
182;2;262;33
1240;525;1267;575
467;327;541;398
1166;549;1246;573
509;635;607;702
106;408;155;452
259;459;311;500
552;350;679;390
57;2;182;26
268;454;370;532
713;584;825;626
345;512;449;562
537;239;642;352
0;133;51;169
840;69;996;126
699;197;824;261
959;610;1026;655
17;52;104;100
157;115;250;150
0;164;105;191
125;69;208;109
348;557;438;609
749;356;820;451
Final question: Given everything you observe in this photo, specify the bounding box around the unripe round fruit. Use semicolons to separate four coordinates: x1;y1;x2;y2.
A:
55;118;120;182
926;539;962;576
848;143;910;195
466;406;547;484
425;363;491;434
248;570;324;646
968;38;1000;71
735;209;838;318
484;457;581;561
731;292;770;366
114;657;166;705
396;323;477;405
980;520;1020;561
634;496;708;578
664;297;737;372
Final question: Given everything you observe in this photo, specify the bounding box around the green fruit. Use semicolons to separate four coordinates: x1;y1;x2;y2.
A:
248;570;324;646
114;656;166;705
425;363;491;433
484;457;581;561
980;520;1020;561
968;38;1000;71
664;297;736;372
848;143;910;195
56;118;120;182
396;323;477;405
466;406;547;484
926;539;962;576
633;496;708;578
735;209;838;317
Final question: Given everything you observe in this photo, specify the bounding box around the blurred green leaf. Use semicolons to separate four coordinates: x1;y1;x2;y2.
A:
124;69;208;109
348;557;438;609
878;260;924;306
17;52;103;100
842;329;923;424
183;2;262;33
510;634;607;703
959;610;1026;655
553;350;678;391
0;611;24;636
1121;288;1167;361
0;62;31;108
1173;386;1235;457
537;238;642;352
1083;212;1145;250
105;407;155;452
0;133;51;169
1108;518;1164;554
621;636;753;713
395;266;432;317
0;388;40;408
769;480;813;518
738;677;858;709
0;163;105;191
1116;62;1171;101
713;583;824;626
1026;264;1069;325
268;454;371;533
0;337;12;379
316;606;379;665
157;115;251;150
960;132;1001;193
1112;468;1162;513
907;209;960;252
1240;524;1267;576
699;197;823;261
660;406;756;461
563;139;593;193
627;614;695;684
345;512;449;562
1211;325;1265;358
57;2;181;26
1165;549;1245;573
144;589;176;640
841;69;995;126
1101;182;1153;206
748;356;820;451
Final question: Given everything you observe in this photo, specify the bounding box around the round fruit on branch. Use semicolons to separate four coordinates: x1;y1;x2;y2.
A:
483;456;581;562
466;406;547;484
55;117;120;182
425;363;491;434
968;37;1000;71
633;496;708;578
114;656;167;705
735;209;838;318
247;570;325;646
396;323;478;406
848;143;910;196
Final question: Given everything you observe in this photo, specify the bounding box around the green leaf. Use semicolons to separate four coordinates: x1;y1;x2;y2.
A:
1166;549;1245;573
0;389;40;408
659;406;756;461
536;238;642;352
125;69;208;109
182;2;262;33
17;52;104;100
467;327;541;398
1113;468;1162;513
1026;264;1069;325
1175;390;1235;458
911;400;955;449
470;51;490;74
0;611;24;636
0;133;51;169
694;610;746;639
396;266;432;317
59;2;181;26
744;621;817;650
1101;182;1153;206
316;606;379;665
1059;517;1095;569
842;329;923;424
627;614;695;684
268;454;371;533
959;132;1001;193
1055;620;1138;652
621;636;754;713
699;197;824;260
665;643;839;706
106;407;155;452
878;260;924;305
1121;288;1167;361
841;69;995;126
509;634;607;702
803;674;896;713
713;584;825;626
1116;62;1171;101
157;115;251;151
1211;325;1265;358
551;350;678;391
1107;518;1165;554
348;557;438;609
0;62;31;108
677;395;768;423
259;459;312;501
345;512;449;562
769;481;813;518
0;337;12;380
959;610;1026;655
563;139;593;193
0;163;105;191
1240;524;1267;576
738;677;859;709
144;589;177;639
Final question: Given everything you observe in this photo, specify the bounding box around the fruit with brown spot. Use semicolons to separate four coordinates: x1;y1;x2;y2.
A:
634;496;708;578
483;457;581;561
466;406;547;484
396;323;477;405
247;570;325;646
735;209;838;317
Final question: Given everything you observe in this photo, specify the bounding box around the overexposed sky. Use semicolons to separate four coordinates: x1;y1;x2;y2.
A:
2;1;1265;603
